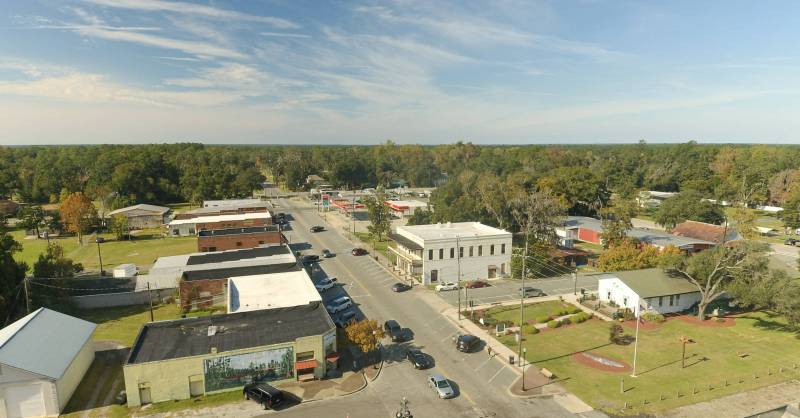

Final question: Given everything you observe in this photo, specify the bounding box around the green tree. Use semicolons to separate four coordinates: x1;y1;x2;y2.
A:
596;240;681;272
731;207;758;240
109;214;130;240
599;199;636;248
32;243;83;278
363;189;392;242
407;208;433;226
0;218;28;322
654;190;725;229
17;205;47;238
668;241;770;319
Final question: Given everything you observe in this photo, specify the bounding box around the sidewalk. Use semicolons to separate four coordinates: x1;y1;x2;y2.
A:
661;380;800;418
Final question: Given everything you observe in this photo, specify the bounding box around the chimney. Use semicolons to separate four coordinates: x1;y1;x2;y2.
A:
210;347;217;354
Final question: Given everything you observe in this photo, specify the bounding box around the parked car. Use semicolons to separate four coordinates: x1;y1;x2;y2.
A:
309;225;325;233
465;280;490;289
322;249;334;258
519;287;545;298
392;282;411;292
785;238;799;246
428;374;455;399
407;348;430;369
334;310;358;328
351;247;368;256
315;277;338;292
384;320;404;342
302;254;320;264
243;382;285;410
326;296;353;314
455;334;480;352
435;282;459;292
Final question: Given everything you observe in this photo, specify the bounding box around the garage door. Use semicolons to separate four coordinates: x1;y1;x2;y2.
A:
5;384;46;418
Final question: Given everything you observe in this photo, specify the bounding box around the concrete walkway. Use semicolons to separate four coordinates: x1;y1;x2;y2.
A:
661;380;800;418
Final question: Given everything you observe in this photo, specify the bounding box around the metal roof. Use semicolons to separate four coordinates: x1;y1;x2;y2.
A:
562;216;714;249
197;225;280;237
168;212;271;226
181;263;300;281
0;308;95;379
127;302;333;364
606;268;699;298
388;232;423;251
107;204;170;217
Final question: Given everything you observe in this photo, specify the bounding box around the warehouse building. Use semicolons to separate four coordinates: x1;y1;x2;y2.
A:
0;308;95;418
123;303;338;407
105;204;171;229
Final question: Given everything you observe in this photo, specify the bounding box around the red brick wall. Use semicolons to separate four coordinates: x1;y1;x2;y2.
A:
196;218;270;231
197;231;282;252
578;228;601;244
179;279;225;311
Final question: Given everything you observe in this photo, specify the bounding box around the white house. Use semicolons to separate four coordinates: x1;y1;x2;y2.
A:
227;270;321;313
389;222;512;285
0;308;96;418
384;200;429;218
598;268;701;315
636;190;677;209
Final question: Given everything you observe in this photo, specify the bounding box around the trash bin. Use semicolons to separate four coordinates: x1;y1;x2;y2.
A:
509;355;515;365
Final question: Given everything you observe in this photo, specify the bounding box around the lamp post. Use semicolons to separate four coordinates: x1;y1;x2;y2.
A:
95;236;105;276
522;347;527;391
456;235;462;321
518;237;528;376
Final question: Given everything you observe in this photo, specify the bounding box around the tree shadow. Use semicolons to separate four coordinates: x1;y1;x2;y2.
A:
529;342;614;364
747;314;800;338
636;353;699;376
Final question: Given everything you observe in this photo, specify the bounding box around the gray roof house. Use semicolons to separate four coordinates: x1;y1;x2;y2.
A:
0;308;96;417
106;204;172;229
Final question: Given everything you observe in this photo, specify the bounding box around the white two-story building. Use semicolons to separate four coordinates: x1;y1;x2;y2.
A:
389;222;512;285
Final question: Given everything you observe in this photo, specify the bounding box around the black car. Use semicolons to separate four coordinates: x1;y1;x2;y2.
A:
243;382;285;410
519;287;546;298
310;225;325;233
302;254;320;264
407;348;430;369
334;310;358;328
785;238;799;246
322;249;334;258
351;248;368;256
456;334;480;352
384;319;404;342
392;282;411;292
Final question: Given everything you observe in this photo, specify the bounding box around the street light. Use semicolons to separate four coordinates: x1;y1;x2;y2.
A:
522;347;528;391
95;236;105;276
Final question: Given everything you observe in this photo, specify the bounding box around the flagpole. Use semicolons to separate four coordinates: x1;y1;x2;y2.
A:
631;303;640;377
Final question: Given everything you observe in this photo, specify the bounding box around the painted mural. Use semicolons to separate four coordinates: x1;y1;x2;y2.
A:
203;347;295;392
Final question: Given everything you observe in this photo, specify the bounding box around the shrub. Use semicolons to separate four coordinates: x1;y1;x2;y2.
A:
547;320;562;328
535;315;552;324
567;305;582;314
560;317;572;325
572;312;591;323
482;317;497;327
522;324;539;335
642;312;666;323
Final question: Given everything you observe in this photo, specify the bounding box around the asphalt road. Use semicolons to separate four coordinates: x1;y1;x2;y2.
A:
435;275;602;308
261;197;584;418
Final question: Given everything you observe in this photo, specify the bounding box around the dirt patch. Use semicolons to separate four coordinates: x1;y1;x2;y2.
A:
572;352;631;373
675;315;736;327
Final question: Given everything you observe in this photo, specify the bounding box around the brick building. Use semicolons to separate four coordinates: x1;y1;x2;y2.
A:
168;212;272;236
197;226;283;252
179;263;301;311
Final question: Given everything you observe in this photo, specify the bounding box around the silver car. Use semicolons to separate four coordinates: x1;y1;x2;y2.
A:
428;374;454;399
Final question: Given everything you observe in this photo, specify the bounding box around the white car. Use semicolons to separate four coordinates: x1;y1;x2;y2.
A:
428;374;455;399
315;277;338;292
326;296;353;314
435;282;459;292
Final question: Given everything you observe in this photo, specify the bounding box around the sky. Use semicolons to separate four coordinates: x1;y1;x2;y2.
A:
1;0;800;145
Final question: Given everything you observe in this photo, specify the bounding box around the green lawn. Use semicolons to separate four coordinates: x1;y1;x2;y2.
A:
497;311;800;415
9;229;197;274
485;300;575;326
354;232;395;261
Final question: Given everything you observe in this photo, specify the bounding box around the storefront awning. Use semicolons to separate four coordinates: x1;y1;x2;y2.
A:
295;359;318;370
325;352;340;362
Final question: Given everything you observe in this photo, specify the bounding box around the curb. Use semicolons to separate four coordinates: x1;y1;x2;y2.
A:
299;371;369;404
367;359;384;382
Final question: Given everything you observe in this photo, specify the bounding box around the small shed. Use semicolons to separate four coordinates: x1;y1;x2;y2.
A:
113;263;138;278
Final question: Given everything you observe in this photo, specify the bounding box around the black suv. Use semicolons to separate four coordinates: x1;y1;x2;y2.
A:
519;287;546;298
243;382;284;410
407;348;430;369
302;254;320;264
456;334;480;352
384;320;404;342
309;225;325;233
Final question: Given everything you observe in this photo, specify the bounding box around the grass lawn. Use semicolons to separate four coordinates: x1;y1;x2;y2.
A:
497;311;800;415
354;232;394;260
9;229;196;274
484;300;576;326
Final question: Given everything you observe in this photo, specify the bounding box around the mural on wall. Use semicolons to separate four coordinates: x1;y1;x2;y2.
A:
204;347;295;392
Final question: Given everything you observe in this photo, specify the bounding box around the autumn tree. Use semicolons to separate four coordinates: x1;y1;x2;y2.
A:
363;189;392;242
60;192;98;244
345;319;385;353
597;241;681;272
731;207;757;240
599;199;637;248
32;243;83;278
109;214;130;240
667;241;771;320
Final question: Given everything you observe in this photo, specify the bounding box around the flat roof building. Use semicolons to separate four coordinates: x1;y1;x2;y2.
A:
227;270;320;313
385;200;429;218
168;212;272;236
197;225;283;252
389;222;512;285
123;303;337;407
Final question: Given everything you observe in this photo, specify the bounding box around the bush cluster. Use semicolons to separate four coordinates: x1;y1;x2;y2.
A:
572;312;592;323
642;312;666;323
547;320;562;328
535;314;552;323
522;324;539;335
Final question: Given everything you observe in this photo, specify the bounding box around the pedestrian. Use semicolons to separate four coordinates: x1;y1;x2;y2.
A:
487;345;493;357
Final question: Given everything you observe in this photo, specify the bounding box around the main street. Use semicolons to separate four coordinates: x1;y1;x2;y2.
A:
263;197;598;418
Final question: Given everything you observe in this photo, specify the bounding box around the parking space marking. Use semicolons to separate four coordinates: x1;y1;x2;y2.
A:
474;356;495;372
488;364;509;383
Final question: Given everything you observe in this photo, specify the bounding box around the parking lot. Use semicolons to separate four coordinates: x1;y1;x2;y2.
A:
435;274;603;307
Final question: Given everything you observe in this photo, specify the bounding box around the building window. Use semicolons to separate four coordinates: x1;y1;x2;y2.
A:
478;245;483;256
297;351;315;361
676;294;681;304
439;249;444;259
623;297;628;306
607;291;611;300
459;247;464;258
450;248;455;258
189;228;195;234
669;295;674;306
258;240;265;245
469;246;474;257
658;296;663;307
236;242;242;247
428;249;433;260
490;244;495;255
501;244;506;254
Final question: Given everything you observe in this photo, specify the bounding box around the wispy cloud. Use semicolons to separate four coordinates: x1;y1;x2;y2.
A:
82;0;299;29
261;31;311;39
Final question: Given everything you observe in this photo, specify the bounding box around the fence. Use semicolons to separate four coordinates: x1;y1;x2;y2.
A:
72;288;175;309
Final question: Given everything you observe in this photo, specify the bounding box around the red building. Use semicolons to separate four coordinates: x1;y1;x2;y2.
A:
197;226;283;252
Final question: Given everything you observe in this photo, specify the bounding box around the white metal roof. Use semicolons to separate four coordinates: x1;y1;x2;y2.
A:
168;211;271;226
0;308;95;380
227;271;321;313
107;204;170;217
398;222;511;241
385;200;429;208
202;198;262;208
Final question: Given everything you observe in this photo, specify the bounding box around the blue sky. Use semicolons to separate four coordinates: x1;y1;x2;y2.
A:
1;0;799;144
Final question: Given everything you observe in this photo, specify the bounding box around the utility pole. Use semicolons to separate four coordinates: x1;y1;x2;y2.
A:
96;237;104;276
352;190;357;235
147;282;154;322
519;236;527;388
457;235;462;321
573;271;578;296
23;277;31;314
